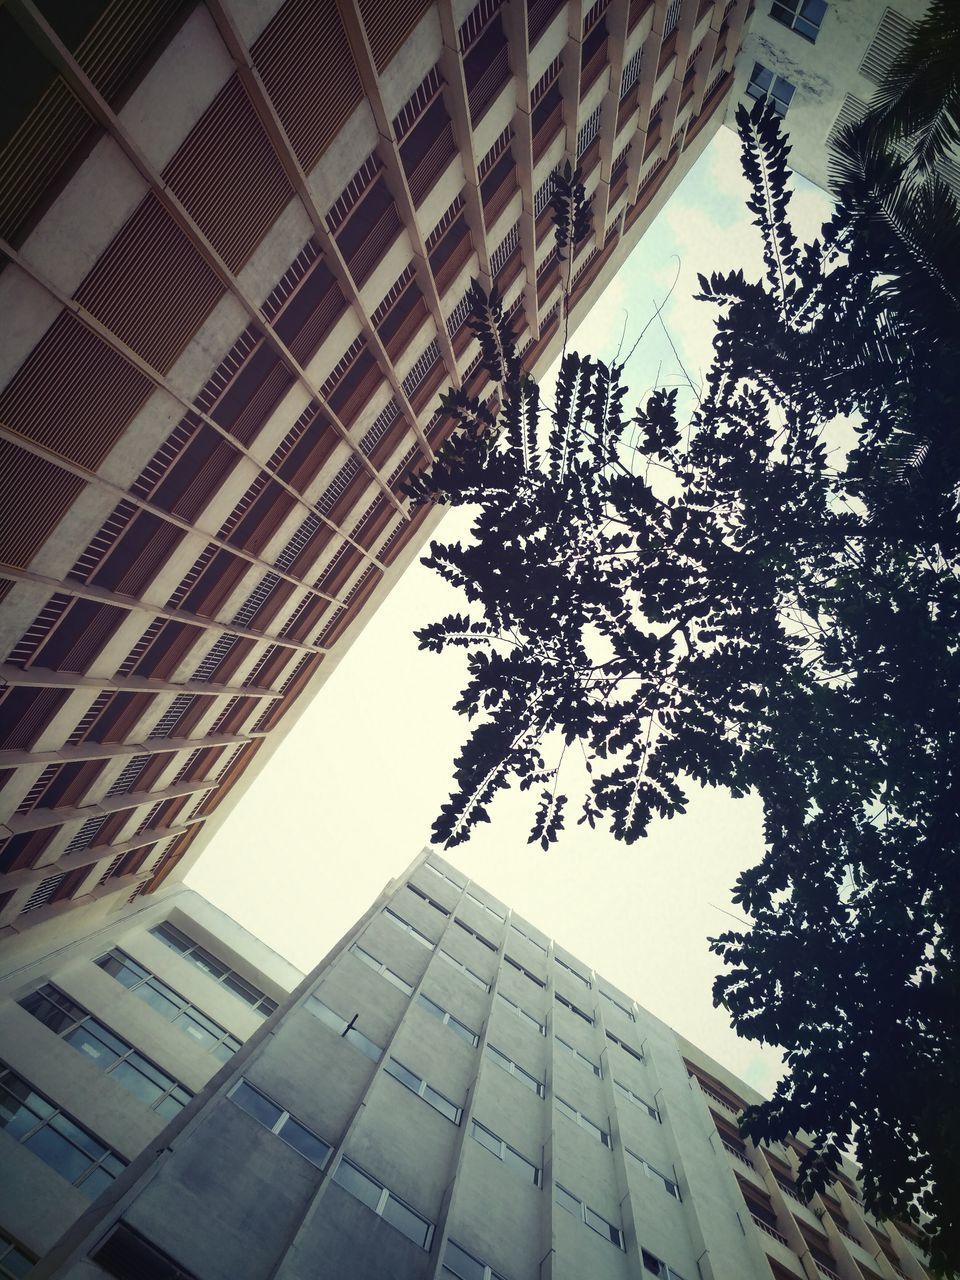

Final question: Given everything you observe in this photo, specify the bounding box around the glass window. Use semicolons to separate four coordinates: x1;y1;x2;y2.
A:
770;0;826;41
0;1068;125;1196
350;944;413;995
91;1222;197;1280
607;1031;644;1063
745;62;796;116
345;1027;382;1062
438;949;490;991
556;1184;581;1216
149;924;277;1016
615;1080;659;1121
443;1240;486;1280
18;986;85;1034
417;993;479;1046
97;951;239;1060
485;1044;544;1096
454;918;497;951
600;990;635;1021
383;907;435;949
556;1036;601;1076
557;1184;624;1249
555;992;594;1025
384;1058;462;1124
556;958;591;988
556;1097;610;1145
496;992;545;1035
0;1229;36;1280
228;1080;330;1169
472;1120;502;1155
504;955;545;987
333;1158;434;1249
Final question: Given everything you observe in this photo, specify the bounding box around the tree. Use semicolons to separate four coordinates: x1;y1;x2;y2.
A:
404;85;960;1276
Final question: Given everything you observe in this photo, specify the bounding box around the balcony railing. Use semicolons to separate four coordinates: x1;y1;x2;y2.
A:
751;1215;789;1247
721;1139;753;1168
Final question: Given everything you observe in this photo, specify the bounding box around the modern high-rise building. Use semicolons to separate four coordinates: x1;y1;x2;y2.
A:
0;883;302;1271
13;849;933;1280
723;0;933;192
0;0;749;944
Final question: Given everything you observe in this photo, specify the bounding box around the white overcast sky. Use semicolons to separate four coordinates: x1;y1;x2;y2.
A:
188;125;832;1097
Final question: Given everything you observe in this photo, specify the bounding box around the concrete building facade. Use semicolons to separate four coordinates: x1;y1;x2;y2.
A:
723;0;933;191
0;885;302;1270
0;0;748;944
14;849;934;1280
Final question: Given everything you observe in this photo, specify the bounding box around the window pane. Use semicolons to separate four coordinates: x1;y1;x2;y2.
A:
418;994;445;1020
279;1117;331;1168
77;1162;120;1199
305;996;347;1034
223;973;260;1005
230;1081;282;1130
24;1125;92;1183
0;1089;45;1139
556;1184;580;1216
98;953;147;988
449;1018;477;1046
1;1245;35;1278
174;1012;218;1050
344;1027;382;1062
20;987;83;1033
352;945;379;971
472;1121;502;1155
109;1059;166;1108
381;1195;431;1248
585;1206;616;1239
333;1159;382;1210
136;983;182;1021
189;948;228;980
151;923;191;953
502;1145;538;1183
154;1091;189;1121
424;1086;459;1124
65;1022;126;1069
48;1112;105;1159
443;1240;486;1280
210;1038;237;1064
556;1097;577;1120
383;968;413;995
384;1059;421;1092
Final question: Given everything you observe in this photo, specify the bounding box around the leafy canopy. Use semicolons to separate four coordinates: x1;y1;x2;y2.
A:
405;91;960;1275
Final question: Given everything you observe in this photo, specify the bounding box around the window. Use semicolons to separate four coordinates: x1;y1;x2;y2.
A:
418;993;479;1046
745;63;796;116
407;883;450;916
511;923;547;954
96;950;241;1060
425;860;465;891
438;948;490;991
454;917;498;952
485;1044;544;1096
496;991;545;1035
504;955;545;987
627;1148;681;1198
332;1157;434;1249
642;1247;688;1278
150;922;278;1015
600;990;636;1021
0;1066;126;1196
465;889;505;922
383;907;435;949
556;1036;601;1077
304;995;382;1061
0;1229;36;1279
614;1079;659;1121
770;0;826;41
471;1119;541;1186
556;1096;611;1145
555;992;594;1025
19;985;192;1118
442;1238;510;1280
555;1184;624;1249
384;1058;462;1124
350;943;413;995
228;1079;331;1168
92;1223;197;1280
556;958;591;988
606;1030;644;1063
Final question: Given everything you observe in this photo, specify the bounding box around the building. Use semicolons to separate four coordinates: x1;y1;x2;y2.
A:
723;0;933;192
0;0;749;945
0;884;302;1271
15;848;934;1280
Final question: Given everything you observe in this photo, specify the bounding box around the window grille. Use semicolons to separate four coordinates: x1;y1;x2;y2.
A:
316;456;361;517
490;222;520;276
97;853;126;885
402;340;441;397
279;653;313;694
478;127;513;180
360;399;400;455
64;814;108;856
148;694;195;740
663;0;682;35
116;617;165;678
325;153;380;233
530;55;562;109
826;94;868;147
172;748;203;784
273;515;320;574
7;593;71;668
621;46;643;97
704;66;727;101
260;240;321;323
192;326;259;417
66;692;112;746
577;105;603;158
612;143;631;176
191;633;238;683
371;268;416;329
583;0;610;33
446;291;473;338
105;755;149;798
320;336;365;400
392;65;444;141
67;501;137;585
458;0;503;52
23;873;68;913
166;542;217;610
860;8;913;81
231;573;280;628
534;172;556;216
426;193;465;252
130;418;195;501
387;445;420;488
216;473;268;542
14;764;59;815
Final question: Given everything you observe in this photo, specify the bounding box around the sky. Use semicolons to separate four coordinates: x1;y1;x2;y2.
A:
188;124;832;1096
